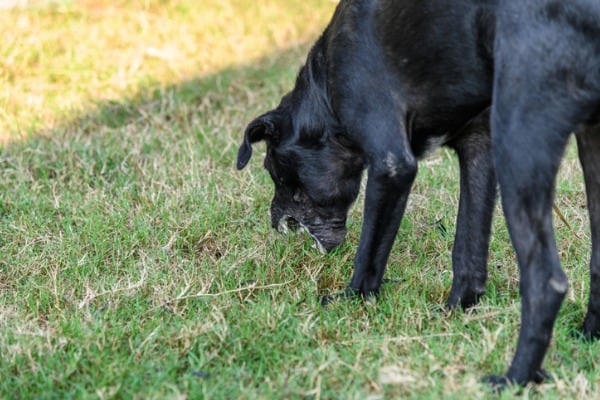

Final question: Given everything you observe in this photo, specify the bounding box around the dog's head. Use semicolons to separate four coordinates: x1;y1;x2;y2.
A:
237;54;365;252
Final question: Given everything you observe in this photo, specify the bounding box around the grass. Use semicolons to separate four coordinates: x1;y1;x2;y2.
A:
0;0;599;398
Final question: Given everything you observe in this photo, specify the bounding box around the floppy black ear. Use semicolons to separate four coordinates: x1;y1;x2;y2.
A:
236;111;280;170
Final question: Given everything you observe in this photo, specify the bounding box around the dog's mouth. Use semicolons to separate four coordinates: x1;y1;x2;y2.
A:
277;215;301;234
277;215;327;254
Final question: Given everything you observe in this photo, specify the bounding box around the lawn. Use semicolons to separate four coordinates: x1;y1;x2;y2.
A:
0;0;598;398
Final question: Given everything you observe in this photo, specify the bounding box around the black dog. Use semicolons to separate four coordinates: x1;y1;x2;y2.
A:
237;0;600;387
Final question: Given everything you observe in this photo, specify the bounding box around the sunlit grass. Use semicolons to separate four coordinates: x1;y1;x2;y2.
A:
0;0;333;141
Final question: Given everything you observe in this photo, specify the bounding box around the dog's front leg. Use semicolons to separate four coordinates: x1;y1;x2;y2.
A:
576;127;600;339
447;110;497;309
349;158;417;296
322;128;417;304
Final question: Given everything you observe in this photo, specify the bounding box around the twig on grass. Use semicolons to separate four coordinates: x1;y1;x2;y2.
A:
553;203;582;240
158;280;294;309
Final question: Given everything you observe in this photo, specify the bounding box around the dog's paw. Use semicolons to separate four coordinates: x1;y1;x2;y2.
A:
483;375;525;394
484;369;550;392
320;287;361;306
570;324;600;341
579;317;600;341
320;286;381;306
533;369;551;383
447;286;485;310
484;375;513;392
321;278;396;306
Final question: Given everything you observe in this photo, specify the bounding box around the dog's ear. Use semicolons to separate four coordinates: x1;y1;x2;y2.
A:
237;111;281;170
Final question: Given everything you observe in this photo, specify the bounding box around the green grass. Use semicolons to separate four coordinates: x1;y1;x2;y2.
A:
1;1;599;398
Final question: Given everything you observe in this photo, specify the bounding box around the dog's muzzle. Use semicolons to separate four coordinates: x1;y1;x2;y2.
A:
277;215;327;254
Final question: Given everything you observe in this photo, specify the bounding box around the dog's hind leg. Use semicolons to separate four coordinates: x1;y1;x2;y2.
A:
485;52;589;383
484;0;600;384
447;110;497;309
489;104;573;386
576;126;600;339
